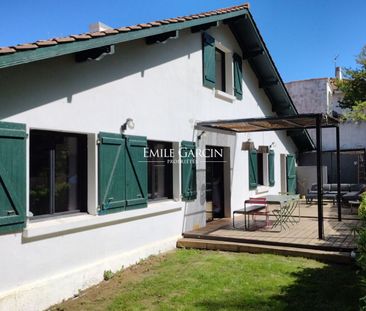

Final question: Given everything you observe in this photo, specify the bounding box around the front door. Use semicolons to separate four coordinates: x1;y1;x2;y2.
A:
206;146;225;220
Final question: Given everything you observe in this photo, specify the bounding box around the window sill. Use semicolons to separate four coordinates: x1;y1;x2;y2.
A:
215;90;236;102
256;186;269;194
23;201;182;241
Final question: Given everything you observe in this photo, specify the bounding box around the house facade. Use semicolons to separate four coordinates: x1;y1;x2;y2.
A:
0;4;311;310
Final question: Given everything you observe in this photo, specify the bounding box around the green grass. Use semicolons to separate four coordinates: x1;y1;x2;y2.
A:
52;250;362;311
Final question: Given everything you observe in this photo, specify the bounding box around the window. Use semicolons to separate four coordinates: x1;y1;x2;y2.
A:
256;152;270;187
30;130;87;217
147;141;173;200
202;32;242;99
215;48;226;92
257;152;264;185
249;149;275;190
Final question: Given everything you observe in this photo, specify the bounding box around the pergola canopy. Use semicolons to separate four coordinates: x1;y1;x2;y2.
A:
197;113;341;240
197;113;339;133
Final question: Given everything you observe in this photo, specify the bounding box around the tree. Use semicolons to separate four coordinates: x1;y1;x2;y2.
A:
336;45;366;121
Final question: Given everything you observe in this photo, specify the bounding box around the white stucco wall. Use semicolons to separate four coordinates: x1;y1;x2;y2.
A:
0;24;297;310
322;121;366;150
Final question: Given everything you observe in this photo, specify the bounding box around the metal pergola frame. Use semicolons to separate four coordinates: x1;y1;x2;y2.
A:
197;113;341;240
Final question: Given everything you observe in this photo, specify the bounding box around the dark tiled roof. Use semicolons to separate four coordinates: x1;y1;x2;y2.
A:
0;3;249;55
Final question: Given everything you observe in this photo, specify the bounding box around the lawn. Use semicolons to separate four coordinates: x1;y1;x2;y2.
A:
51;249;362;311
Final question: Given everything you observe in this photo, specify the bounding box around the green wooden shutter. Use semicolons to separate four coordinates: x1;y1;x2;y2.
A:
202;32;216;89
249;150;258;190
0;121;26;234
268;150;275;187
181;141;197;201
233;53;243;100
98;132;126;214
125;135;148;210
286;154;297;194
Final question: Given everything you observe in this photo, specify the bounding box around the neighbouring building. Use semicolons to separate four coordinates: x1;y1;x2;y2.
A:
0;4;312;310
286;70;366;184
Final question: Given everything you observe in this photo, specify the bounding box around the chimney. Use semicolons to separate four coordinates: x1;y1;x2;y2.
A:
335;66;343;80
89;22;112;33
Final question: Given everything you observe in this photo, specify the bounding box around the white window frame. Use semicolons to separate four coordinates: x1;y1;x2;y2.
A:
256;152;269;194
214;41;236;102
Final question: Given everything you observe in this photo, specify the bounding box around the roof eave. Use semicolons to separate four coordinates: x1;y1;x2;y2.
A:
0;9;248;69
227;12;315;151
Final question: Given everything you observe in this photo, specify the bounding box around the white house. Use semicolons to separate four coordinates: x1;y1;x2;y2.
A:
0;4;312;310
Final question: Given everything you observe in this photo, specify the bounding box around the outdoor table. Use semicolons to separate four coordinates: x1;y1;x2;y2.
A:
233;198;268;230
261;194;300;231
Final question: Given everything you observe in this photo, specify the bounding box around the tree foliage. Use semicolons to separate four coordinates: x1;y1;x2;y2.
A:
336;45;366;120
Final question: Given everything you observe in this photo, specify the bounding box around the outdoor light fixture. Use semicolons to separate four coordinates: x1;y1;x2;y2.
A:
242;138;255;151
270;142;276;149
121;118;135;133
258;145;269;153
197;131;206;141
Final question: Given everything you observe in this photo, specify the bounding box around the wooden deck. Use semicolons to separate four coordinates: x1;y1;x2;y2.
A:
183;202;360;252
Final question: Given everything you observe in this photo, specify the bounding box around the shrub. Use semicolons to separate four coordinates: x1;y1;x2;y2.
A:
356;192;366;309
103;270;114;281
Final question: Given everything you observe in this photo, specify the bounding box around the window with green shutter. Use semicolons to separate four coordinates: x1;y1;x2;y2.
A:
0;121;26;235
202;33;243;100
98;132;147;214
233;53;243;100
125;135;148;210
98;132;126;214
181;141;197;201
249;149;258;190
202;32;216;89
268;150;275;186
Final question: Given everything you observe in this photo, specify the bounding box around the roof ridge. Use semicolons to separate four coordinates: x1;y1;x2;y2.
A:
0;3;249;55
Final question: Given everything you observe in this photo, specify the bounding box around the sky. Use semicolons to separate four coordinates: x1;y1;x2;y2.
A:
0;0;365;82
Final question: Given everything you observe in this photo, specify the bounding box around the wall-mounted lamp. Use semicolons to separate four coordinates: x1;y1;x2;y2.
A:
270;142;276;149
197;131;206;141
121;118;135;133
242;138;255;151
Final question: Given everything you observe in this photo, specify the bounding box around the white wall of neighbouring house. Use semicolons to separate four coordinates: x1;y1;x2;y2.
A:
321;121;366;150
0;24;297;310
286;78;366;151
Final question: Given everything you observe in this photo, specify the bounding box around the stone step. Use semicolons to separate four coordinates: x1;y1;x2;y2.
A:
177;238;353;264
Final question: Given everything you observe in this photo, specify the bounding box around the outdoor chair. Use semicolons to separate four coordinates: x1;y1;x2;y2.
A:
323;184;348;204
272;199;299;231
342;184;366;203
233;198;269;230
